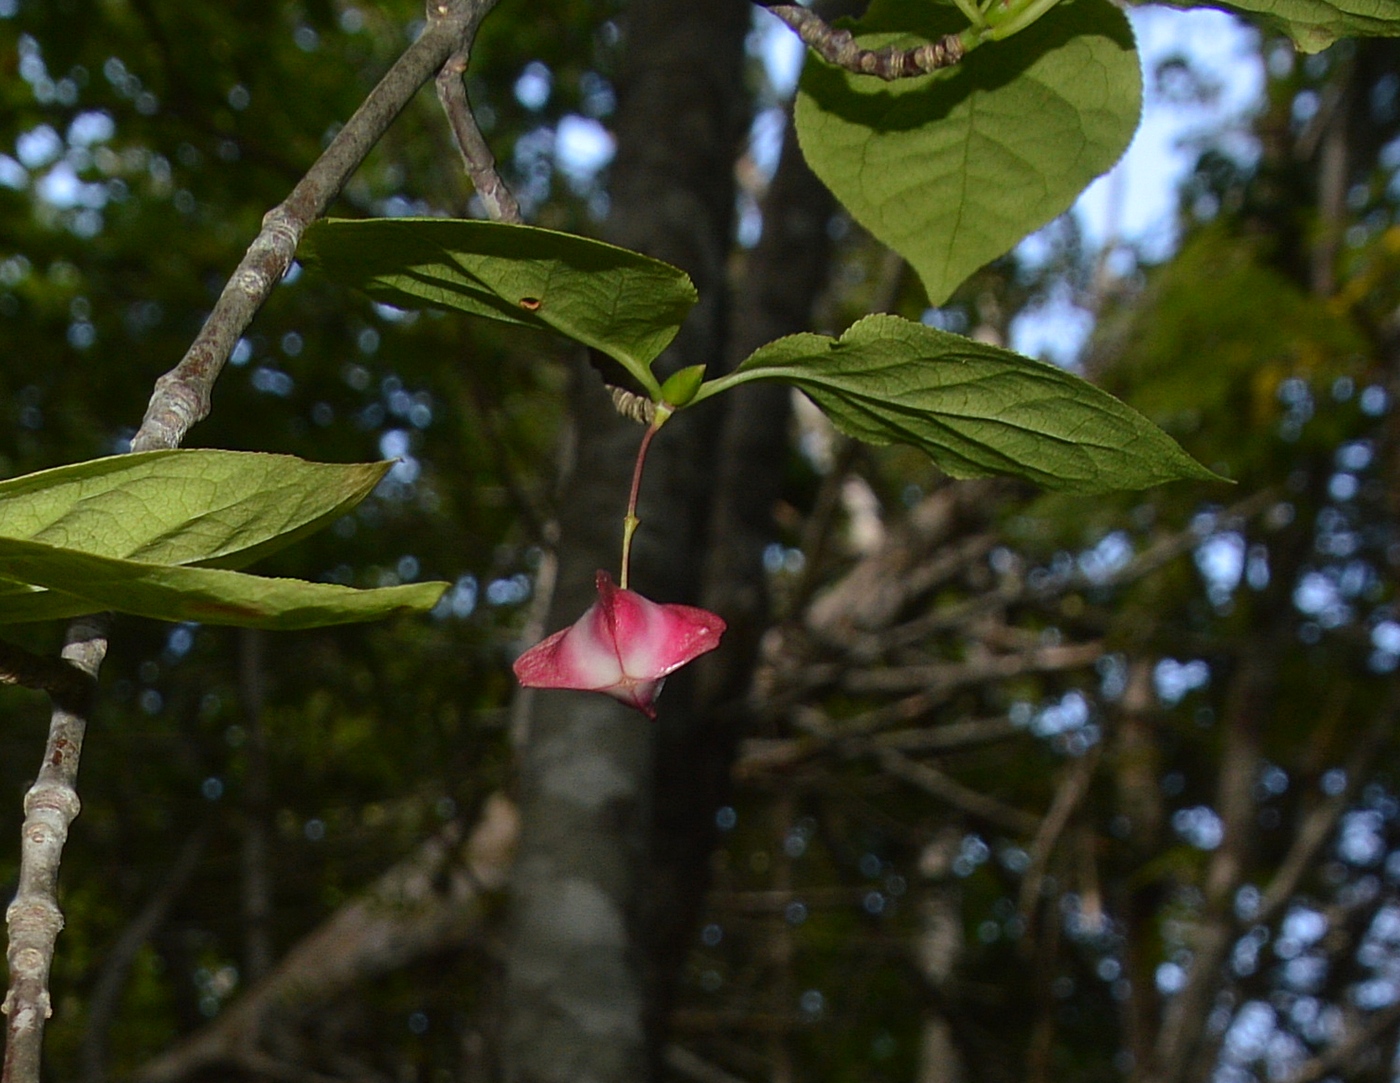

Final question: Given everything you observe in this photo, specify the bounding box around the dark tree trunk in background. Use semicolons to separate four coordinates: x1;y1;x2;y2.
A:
642;116;842;1065
500;4;750;1082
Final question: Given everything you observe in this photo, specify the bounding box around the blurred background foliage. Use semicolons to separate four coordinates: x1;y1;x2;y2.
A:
1;2;1399;1082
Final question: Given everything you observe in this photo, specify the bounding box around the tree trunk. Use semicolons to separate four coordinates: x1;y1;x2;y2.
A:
499;5;750;1081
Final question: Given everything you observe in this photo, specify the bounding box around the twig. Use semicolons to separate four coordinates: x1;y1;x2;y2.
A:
2;615;108;1083
1253;695;1396;926
134;794;517;1083
759;4;966;80
873;747;1040;836
665;1045;755;1083
735;711;1021;776
0;637;94;705
841;639;1103;696
1017;748;1100;921
79;830;207;1083
131;0;502;453
436;52;522;223
238;629;274;986
1279;1001;1400;1083
4;4;506;1080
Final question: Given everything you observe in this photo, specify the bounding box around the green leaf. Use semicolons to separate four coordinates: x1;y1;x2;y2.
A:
0;535;447;629
0;450;388;567
0;450;392;622
301;218;698;397
0;580;96;625
794;0;1141;306
710;314;1221;492
1158;0;1400;52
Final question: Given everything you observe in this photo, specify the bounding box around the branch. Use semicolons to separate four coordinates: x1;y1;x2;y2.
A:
804;483;995;644
868;487;1281;660
734;712;1021;776
1153;644;1272;1083
841;640;1104;696
79;830;207;1083
2;615;109;1083
0;637;95;705
1017;749;1100;920
664;1045;755;1083
1279;1001;1400;1083
872;747;1040;836
436;52;522;223
135;793;517;1083
1253;697;1395;927
6;6;508;1080
131;0;502;453
758;4;965;80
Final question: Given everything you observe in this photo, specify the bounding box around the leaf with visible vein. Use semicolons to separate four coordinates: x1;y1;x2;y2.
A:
301;218;697;396
1158;0;1400;52
0;450;388;567
0;450;394;623
723;314;1220;492
0;535;447;630
795;0;1141;305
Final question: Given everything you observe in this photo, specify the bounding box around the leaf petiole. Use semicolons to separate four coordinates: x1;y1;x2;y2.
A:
984;0;1064;39
684;370;757;409
950;0;988;30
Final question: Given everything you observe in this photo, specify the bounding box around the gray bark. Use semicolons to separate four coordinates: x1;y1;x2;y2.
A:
500;5;751;1082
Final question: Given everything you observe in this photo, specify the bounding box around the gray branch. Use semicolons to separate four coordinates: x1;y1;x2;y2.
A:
134;794;517;1083
0;637;95;705
2;616;108;1082
131;0;502;454
873;747;1041;836
3;4;506;1080
1254;699;1396;927
759;3;965;80
79;830;207;1083
436;52;522;223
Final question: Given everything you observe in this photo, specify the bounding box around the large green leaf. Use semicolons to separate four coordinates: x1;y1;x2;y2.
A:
704;314;1219;492
795;0;1141;306
0;450;393;623
0;581;95;624
300;218;698;397
0;450;388;567
0;535;446;629
1159;0;1400;52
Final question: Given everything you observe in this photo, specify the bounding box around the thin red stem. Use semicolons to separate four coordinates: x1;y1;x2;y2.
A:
620;419;663;589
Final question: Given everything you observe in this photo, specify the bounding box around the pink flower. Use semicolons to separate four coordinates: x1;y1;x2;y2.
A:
513;570;726;718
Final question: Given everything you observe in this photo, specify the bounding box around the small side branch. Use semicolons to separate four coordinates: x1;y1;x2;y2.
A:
759;4;965;80
1254;697;1396;926
0;638;95;705
133;794;517;1083
874;747;1040;836
3;616;109;1083
132;0;501;453
79;829;207;1083
436;53;522;223
5;6;505;1081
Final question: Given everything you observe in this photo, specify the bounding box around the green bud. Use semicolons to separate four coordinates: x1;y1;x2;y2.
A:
659;365;707;408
